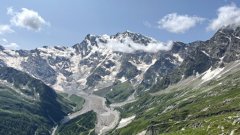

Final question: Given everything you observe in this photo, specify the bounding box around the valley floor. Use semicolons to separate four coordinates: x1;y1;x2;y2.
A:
53;90;121;135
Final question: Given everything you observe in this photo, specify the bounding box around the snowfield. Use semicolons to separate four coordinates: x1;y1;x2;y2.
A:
117;115;136;129
201;67;224;83
173;53;184;63
137;130;147;135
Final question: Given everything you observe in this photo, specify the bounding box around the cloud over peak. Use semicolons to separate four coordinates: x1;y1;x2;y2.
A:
97;34;173;53
158;13;205;34
0;38;19;50
207;3;240;31
8;7;49;31
0;25;14;35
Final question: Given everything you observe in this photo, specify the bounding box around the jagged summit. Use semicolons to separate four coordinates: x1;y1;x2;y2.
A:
75;31;156;45
72;31;172;54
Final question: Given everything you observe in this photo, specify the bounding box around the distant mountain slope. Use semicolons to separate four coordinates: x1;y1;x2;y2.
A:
56;111;97;135
148;26;240;93
112;55;240;135
0;66;73;135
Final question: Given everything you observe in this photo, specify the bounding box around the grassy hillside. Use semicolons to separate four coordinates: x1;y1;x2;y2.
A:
111;67;240;135
57;111;97;135
59;93;85;112
94;82;134;103
0;86;51;135
0;67;74;135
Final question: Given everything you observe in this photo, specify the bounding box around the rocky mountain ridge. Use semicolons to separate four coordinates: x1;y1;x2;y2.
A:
0;26;240;95
0;31;181;94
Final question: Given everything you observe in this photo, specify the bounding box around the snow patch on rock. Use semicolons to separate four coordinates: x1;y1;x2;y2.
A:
173;53;183;62
137;130;147;135
52;73;66;92
119;77;127;83
202;51;210;57
117;115;136;129
201;67;224;83
0;50;26;70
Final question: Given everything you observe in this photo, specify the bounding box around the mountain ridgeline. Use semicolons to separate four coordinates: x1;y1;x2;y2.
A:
0;25;240;135
1;27;240;94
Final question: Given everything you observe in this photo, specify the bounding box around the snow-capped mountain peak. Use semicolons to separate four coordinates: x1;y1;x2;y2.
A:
1;26;240;93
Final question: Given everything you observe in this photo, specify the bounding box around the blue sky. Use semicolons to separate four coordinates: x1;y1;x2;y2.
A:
0;0;239;49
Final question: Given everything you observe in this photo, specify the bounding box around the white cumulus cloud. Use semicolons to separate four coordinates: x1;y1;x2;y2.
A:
158;13;205;33
0;38;19;50
143;21;152;28
8;7;49;31
97;35;173;53
1;38;7;43
7;7;14;15
0;25;14;35
207;4;240;31
4;42;19;50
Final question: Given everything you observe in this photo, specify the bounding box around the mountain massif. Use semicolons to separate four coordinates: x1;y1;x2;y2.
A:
1;26;240;135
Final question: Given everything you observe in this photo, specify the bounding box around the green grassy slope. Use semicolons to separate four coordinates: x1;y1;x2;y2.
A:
57;111;97;135
59;93;85;112
111;69;240;135
0;67;73;135
94;82;134;103
0;86;51;135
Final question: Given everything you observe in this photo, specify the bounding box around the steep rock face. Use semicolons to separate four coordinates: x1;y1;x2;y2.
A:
207;27;240;62
21;52;57;85
137;42;187;91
